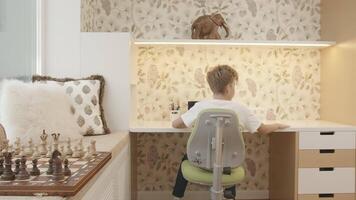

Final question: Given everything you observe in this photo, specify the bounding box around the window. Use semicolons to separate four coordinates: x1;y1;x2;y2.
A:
0;0;40;81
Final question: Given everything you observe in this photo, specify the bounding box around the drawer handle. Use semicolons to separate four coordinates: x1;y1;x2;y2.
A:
320;131;334;135
319;193;334;198
319;167;334;171
319;149;335;154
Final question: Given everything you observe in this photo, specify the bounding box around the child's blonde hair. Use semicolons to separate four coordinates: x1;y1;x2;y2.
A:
206;65;238;94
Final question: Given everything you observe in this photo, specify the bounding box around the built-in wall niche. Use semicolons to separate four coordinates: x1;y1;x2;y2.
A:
131;40;328;122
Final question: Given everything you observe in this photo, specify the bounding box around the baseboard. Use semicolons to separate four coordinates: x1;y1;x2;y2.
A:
137;190;269;200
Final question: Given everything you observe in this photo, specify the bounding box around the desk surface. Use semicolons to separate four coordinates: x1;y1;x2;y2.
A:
130;120;356;133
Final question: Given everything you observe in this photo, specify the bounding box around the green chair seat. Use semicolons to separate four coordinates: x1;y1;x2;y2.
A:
181;160;245;186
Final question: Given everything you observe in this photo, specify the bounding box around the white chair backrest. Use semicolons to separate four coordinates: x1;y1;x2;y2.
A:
187;109;245;170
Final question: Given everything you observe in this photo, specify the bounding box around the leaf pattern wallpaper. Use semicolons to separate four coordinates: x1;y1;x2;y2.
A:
81;0;320;40
81;0;321;195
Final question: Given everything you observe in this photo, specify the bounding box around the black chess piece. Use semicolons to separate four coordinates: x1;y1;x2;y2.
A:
52;156;64;181
0;152;15;180
16;156;30;180
14;159;20;175
63;159;71;176
47;158;53;175
0;158;4;175
30;159;40;176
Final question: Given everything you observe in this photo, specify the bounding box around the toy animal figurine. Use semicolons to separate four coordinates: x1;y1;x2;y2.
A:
191;13;230;39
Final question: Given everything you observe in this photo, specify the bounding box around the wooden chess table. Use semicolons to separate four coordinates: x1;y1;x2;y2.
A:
0;152;111;196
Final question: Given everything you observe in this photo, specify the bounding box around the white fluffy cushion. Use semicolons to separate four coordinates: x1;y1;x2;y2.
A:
0;80;82;144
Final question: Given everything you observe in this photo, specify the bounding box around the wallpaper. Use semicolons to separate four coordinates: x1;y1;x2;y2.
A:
81;0;320;40
134;46;320;121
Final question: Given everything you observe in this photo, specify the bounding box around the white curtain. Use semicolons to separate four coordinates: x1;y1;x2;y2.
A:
0;0;37;80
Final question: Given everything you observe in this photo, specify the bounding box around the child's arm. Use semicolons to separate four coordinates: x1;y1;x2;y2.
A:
172;117;188;128
257;123;289;135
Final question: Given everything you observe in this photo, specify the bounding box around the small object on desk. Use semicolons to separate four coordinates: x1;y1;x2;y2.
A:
1;152;15;180
84;146;92;160
60;145;65;155
30;159;40;176
16;156;29;180
63;159;71;176
14;159;20;175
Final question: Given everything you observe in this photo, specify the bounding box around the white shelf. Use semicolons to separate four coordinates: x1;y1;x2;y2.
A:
134;39;335;48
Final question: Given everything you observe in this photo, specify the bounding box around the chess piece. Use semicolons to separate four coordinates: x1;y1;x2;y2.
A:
78;139;84;157
1;152;15;180
17;156;30;180
1;139;9;154
63;159;71;176
72;145;81;158
14;159;20;175
84;146;92;160
89;139;97;156
60;146;64;155
65;138;73;156
30;159;40;176
0;158;4;175
46;145;52;158
19;145;25;157
40;130;48;155
52;133;60;151
47;158;54;175
27;138;34;156
14;137;21;155
52;150;64;180
32;145;40;160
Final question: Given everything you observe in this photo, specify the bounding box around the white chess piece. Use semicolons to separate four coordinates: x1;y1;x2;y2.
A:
27;138;34;156
32;145;40;159
46;145;52;158
84;146;92;160
60;145;64;155
40;130;48;155
65;138;73;156
19;145;25;157
14;137;21;155
89;139;97;156
78;139;84;157
72;145;80;158
2;139;9;154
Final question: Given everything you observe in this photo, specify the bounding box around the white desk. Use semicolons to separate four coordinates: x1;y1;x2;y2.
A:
129;120;356;200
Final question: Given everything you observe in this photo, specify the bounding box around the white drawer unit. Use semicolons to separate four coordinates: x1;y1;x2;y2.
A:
298;168;355;194
299;131;356;149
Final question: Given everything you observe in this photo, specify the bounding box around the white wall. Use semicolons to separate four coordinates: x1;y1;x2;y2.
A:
44;0;131;131
44;0;81;77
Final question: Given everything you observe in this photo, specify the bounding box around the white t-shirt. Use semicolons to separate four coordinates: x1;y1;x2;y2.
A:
181;99;262;133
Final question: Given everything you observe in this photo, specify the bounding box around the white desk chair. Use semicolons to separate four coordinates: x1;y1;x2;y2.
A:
181;109;246;200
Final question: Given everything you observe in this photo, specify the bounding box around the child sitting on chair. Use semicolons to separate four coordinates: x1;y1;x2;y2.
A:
172;65;289;200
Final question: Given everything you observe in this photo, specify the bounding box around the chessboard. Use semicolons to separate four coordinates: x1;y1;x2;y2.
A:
0;151;111;196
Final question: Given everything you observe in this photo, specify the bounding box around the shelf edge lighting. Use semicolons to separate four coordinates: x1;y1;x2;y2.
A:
134;40;335;48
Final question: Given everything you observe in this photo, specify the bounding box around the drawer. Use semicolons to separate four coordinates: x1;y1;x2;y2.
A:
299;131;355;149
298;168;355;194
299;193;355;200
299;149;355;167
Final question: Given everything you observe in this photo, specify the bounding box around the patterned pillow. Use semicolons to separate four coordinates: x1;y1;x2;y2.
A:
32;75;110;136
